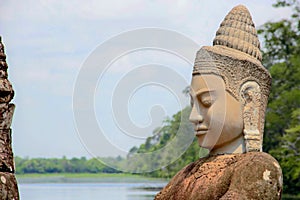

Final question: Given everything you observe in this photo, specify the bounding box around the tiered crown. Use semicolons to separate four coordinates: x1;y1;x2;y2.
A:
213;5;262;62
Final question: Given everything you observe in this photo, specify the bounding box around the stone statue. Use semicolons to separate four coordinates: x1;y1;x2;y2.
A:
155;5;282;200
0;36;19;199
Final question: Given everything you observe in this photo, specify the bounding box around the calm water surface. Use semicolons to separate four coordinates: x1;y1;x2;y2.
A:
19;182;166;200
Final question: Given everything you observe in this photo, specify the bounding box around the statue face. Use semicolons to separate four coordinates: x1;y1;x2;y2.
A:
189;74;243;150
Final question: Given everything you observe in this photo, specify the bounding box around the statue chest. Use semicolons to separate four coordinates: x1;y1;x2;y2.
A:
182;158;235;199
160;155;237;200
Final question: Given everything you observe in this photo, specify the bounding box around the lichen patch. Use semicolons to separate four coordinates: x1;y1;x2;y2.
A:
273;162;280;169
1;175;6;184
263;170;271;181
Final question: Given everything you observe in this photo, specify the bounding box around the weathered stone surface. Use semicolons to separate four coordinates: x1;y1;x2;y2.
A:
155;152;282;200
0;129;14;172
0;79;13;103
0;38;8;79
0;71;7;80
0;61;8;71
0;37;14;103
0;36;19;198
0;172;19;200
0;104;15;129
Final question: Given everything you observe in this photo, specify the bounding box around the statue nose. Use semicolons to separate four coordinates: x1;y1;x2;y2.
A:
189;105;204;124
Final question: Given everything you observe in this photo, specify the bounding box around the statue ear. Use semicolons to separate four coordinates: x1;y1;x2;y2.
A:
240;81;262;152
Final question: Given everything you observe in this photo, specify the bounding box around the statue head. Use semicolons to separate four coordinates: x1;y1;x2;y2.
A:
189;5;271;154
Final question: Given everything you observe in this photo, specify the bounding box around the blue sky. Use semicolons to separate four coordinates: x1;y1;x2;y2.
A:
0;0;292;158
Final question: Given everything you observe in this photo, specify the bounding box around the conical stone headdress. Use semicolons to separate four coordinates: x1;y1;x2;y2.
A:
193;5;272;152
213;5;262;62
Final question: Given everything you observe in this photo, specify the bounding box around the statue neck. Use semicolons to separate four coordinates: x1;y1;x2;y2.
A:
209;134;246;155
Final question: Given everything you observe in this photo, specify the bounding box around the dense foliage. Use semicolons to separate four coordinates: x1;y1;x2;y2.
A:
258;0;300;195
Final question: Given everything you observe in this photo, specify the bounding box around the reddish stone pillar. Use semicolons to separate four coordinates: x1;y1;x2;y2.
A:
0;36;19;199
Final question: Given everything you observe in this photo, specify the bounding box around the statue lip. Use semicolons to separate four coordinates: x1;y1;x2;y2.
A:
195;130;208;136
195;126;208;136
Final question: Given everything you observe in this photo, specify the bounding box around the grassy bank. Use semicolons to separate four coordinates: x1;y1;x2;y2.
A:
16;173;168;184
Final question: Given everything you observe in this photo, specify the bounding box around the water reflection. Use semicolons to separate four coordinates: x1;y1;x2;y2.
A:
129;185;164;199
19;182;166;200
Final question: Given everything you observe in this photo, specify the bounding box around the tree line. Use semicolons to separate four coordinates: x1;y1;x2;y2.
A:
15;156;120;174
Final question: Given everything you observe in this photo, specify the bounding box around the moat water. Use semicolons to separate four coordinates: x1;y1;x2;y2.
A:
19;182;166;200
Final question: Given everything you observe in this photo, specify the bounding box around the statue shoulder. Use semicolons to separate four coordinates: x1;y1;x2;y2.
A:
236;152;282;177
155;155;236;200
221;152;283;200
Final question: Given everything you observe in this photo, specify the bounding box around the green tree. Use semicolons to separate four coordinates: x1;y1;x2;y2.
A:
270;109;300;194
86;158;106;173
259;0;300;195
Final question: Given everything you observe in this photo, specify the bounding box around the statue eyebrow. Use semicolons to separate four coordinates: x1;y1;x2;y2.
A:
190;89;214;97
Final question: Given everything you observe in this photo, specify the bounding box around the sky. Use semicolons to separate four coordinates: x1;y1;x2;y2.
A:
0;0;292;158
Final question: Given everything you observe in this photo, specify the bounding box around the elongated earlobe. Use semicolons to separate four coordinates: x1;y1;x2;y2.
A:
240;81;262;152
